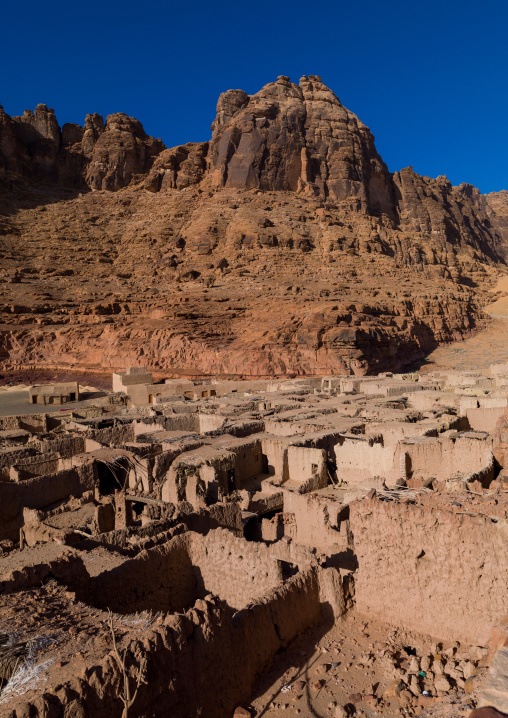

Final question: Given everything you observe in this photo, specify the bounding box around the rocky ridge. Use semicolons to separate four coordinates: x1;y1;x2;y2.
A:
0;76;507;377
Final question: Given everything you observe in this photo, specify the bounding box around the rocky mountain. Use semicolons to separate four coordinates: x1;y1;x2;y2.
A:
0;76;506;377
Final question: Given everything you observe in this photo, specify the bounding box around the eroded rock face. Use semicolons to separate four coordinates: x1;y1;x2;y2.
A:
0;106;165;190
392;169;506;271
85;113;165;191
0;104;61;182
0;184;500;377
144;142;209;192
485;190;508;259
207;75;395;216
493;404;508;468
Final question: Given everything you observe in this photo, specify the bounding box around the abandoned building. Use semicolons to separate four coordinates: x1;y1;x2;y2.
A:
0;364;507;717
28;382;79;406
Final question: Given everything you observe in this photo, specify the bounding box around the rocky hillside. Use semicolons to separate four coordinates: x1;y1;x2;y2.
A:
0;76;506;377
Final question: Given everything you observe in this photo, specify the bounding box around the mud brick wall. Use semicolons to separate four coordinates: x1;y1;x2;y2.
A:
0;550;90;594
465;406;505;433
87;529;284;614
89;423;135;446
152;439;205;485
350;497;508;644
87;533;198;614
183;502;244;537
16;568;325;718
35;434;87;458
0;413;48;432
283;488;351;553
395;434;493;483
0;463;96;540
161;413;199;432
187;528;282;609
0;446;37;470
12;456;61;479
334;437;397;484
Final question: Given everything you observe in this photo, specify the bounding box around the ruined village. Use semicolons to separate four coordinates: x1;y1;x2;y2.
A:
0;363;507;717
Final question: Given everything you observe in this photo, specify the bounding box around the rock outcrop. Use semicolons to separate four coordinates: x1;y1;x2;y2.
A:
0;105;165;190
206;75;395;218
144;142;209;192
85;113;164;191
485;190;508;258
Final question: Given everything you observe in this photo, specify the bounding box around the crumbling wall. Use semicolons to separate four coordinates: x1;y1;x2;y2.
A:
394;434;494;485
464;407;506;433
132;418;165;436
0;446;37;470
161;450;237;506
183;501;244;537
186;528;282;609
10;456;61;480
261;436;290;480
198;413;226;433
85;529;284;614
86;532;197;613
161;413;199;432
91;518;184;553
89;423;135;446
282;488;351;553
152;439;205;487
232;439;263;485
0;464;95;540
0;413;48;432
0;549;90;595
34;434;87;458
8;567;335;718
291;430;344;460
287;445;327;487
335;436;397;485
350;497;508;644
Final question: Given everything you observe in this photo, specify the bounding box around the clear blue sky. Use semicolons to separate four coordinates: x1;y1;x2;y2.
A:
1;0;507;193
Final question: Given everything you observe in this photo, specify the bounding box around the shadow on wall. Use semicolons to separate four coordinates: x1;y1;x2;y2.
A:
80;539;203;615
324;549;358;573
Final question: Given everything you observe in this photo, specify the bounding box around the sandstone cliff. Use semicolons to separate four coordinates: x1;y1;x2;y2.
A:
0;77;506;377
485;190;508;258
0;104;164;190
206;75;395;217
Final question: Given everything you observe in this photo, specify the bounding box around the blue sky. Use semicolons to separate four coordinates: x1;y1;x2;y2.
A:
1;0;507;193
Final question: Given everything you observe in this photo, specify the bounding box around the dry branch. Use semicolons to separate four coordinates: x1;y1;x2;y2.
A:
108;613;146;718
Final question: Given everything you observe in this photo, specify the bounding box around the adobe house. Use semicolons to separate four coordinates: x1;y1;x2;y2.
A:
28;382;79;406
112;368;198;405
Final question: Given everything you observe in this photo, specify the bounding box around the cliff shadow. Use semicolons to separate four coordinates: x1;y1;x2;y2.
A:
0;177;90;218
